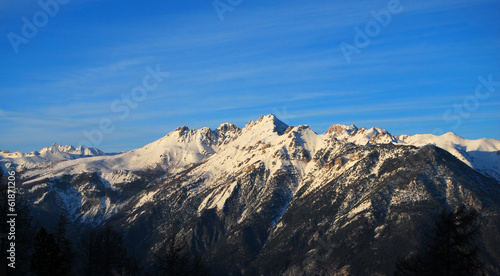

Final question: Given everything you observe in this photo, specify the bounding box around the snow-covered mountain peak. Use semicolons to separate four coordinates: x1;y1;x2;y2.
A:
397;132;500;152
358;126;391;139
326;124;358;135
324;124;395;146
350;127;396;145
50;143;65;151
215;123;241;146
174;125;190;134
40;143;77;154
4;143;105;158
244;114;289;135
397;132;500;181
73;146;106;156
217;122;239;132
0;144;107;173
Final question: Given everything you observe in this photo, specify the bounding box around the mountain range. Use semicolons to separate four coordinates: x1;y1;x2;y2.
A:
2;114;500;275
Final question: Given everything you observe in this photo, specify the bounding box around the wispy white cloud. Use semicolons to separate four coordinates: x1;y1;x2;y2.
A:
86;57;156;75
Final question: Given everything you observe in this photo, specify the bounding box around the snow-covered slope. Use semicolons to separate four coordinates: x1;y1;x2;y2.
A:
0;143;106;171
397;132;500;181
9;122;241;187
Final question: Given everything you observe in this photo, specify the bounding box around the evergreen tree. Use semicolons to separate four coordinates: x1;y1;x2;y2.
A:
78;225;132;276
30;219;74;276
395;205;483;276
14;193;36;276
30;227;61;276
154;230;210;276
395;251;426;276
99;226;130;276
79;227;99;276
191;254;211;276
155;231;191;276
54;213;74;275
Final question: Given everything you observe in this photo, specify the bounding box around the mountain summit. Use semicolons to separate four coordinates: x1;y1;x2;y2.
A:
244;114;290;135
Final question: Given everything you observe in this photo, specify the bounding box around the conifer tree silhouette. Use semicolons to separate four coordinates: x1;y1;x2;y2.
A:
395;205;483;276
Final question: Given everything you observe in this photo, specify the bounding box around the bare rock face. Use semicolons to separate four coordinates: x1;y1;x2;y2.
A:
327;124;349;135
334;157;344;170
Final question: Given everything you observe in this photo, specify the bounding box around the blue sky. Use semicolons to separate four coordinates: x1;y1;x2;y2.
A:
1;0;499;153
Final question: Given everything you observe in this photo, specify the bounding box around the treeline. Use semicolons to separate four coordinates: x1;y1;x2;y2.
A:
28;217;140;276
0;167;211;276
395;205;484;276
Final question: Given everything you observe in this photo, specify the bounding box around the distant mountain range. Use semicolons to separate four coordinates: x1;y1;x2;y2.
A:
2;114;500;275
